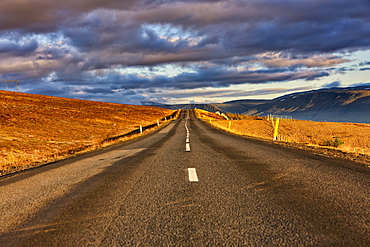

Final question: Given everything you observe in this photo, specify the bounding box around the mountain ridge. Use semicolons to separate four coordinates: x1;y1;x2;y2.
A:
152;86;370;123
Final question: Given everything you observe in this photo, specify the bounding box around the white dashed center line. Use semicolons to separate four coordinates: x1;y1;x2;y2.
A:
188;168;198;182
186;143;191;152
185;119;190;152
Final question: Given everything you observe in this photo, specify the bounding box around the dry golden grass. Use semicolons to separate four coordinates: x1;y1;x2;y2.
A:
196;109;370;157
0;90;176;175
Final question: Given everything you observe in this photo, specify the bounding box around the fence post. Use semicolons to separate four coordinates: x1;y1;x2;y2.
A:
273;118;280;140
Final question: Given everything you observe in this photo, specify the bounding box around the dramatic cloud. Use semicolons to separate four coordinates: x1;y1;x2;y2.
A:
359;61;370;67
0;0;136;31
1;0;370;103
152;86;313;101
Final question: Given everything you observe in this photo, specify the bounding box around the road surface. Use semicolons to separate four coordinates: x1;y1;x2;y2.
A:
1;110;370;246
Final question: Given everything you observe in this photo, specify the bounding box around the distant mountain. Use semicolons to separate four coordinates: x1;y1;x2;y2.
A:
216;86;370;123
154;86;370;123
214;99;269;115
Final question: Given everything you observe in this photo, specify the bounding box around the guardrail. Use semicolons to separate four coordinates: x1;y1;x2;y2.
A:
267;114;292;121
103;110;180;143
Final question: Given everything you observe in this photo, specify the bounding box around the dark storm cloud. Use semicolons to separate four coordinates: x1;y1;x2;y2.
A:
133;0;370;54
359;61;370;67
0;39;38;56
57;67;328;91
61;14;188;54
17;0;368;66
2;0;370;55
0;0;136;32
26;84;76;96
1;0;370;104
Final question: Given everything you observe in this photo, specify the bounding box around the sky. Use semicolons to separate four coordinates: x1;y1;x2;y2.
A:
1;0;370;105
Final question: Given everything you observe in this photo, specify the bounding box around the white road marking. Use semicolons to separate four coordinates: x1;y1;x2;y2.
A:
186;143;191;152
188;168;198;182
185;120;190;151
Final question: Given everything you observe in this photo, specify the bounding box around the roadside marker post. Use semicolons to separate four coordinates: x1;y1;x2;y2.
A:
157;119;159;127
140;125;143;134
273;118;280;140
228;121;231;131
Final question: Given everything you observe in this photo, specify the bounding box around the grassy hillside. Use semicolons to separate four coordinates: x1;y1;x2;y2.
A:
196;109;370;166
0;91;175;175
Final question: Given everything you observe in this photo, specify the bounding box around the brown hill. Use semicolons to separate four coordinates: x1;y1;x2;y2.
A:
0;90;175;175
196;109;370;166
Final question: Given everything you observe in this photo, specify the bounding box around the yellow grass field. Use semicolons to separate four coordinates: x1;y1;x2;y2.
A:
195;109;370;162
0;91;176;175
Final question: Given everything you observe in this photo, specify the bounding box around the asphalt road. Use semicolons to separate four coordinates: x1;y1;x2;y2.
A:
1;110;370;246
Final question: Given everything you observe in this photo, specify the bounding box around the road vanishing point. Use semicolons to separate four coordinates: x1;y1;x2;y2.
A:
1;110;370;246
